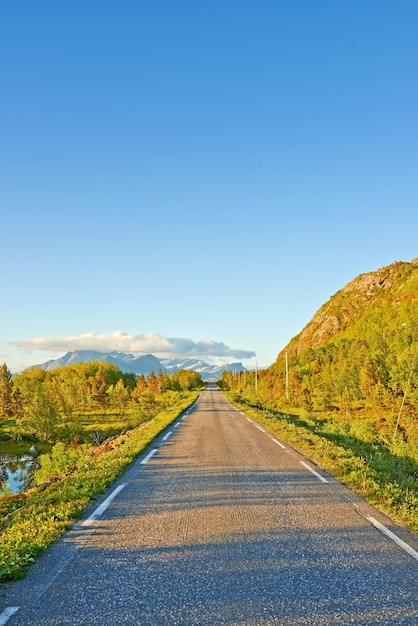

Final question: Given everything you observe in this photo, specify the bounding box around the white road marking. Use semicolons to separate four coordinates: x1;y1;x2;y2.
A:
367;517;418;562
81;484;126;526
272;438;287;449
300;461;328;483
140;448;159;464
240;412;245;415
255;424;265;433
246;417;252;423
0;607;19;625
162;431;173;441
174;422;181;428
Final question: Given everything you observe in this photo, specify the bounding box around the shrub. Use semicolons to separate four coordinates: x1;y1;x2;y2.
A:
33;442;92;485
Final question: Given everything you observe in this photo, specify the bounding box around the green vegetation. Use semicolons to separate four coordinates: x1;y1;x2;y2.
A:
0;361;203;581
220;260;418;533
0;361;203;447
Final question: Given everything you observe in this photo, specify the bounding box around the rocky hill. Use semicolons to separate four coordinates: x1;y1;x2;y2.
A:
257;258;418;419
284;258;418;356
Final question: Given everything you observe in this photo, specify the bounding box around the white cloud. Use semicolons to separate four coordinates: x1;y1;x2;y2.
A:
11;331;256;361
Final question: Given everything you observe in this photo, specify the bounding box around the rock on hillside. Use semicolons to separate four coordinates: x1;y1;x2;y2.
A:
284;259;418;356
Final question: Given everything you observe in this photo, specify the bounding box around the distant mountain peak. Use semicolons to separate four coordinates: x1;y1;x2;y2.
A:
31;350;247;380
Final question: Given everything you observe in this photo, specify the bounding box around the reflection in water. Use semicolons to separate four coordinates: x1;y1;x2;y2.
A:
0;455;39;493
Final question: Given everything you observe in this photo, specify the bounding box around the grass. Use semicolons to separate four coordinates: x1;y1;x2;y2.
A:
0;392;198;583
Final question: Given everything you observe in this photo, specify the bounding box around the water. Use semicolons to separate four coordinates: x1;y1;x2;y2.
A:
0;455;39;493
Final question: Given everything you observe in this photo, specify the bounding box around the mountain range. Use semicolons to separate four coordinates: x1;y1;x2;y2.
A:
33;350;247;381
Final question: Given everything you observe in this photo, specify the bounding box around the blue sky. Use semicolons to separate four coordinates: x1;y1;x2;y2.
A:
1;1;418;372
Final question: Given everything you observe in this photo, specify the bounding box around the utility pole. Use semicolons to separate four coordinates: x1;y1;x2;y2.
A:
285;352;289;401
255;362;258;393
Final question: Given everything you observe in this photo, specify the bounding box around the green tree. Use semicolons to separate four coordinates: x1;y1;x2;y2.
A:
132;374;147;401
107;378;130;410
171;369;203;391
12;367;47;405
136;390;160;420
88;371;108;408
156;369;170;395
18;385;61;441
0;363;13;418
147;370;158;394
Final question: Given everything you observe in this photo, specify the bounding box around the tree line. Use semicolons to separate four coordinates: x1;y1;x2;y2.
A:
221;330;418;442
0;361;203;443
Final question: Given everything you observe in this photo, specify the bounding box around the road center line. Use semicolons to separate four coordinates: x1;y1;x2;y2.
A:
140;448;158;464
272;438;287;449
367;517;418;562
81;483;126;526
300;461;328;483
0;607;20;625
162;431;173;441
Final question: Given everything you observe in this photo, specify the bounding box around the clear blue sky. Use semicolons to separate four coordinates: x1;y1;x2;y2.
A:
1;1;418;372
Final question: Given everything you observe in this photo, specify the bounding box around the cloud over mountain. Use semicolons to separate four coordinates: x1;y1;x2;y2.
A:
12;331;256;361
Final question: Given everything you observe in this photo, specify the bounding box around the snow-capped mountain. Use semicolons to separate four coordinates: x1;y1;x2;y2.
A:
31;351;247;380
160;358;247;379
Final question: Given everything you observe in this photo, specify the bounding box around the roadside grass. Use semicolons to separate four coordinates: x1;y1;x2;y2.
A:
74;412;139;442
0;392;198;583
223;391;418;535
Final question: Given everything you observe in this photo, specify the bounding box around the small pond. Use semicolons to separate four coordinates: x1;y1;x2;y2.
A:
0;454;40;493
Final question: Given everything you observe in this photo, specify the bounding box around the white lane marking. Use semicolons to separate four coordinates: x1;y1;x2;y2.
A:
162;431;173;441
300;461;328;483
81;484;126;526
0;607;20;625
272;438;287;449
240;412;245;415
255;424;265;433
367;517;418;562
246;417;252;423
174;422;181;428
140;448;158;464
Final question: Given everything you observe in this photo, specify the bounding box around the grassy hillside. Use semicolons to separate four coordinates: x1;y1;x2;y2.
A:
266;259;418;437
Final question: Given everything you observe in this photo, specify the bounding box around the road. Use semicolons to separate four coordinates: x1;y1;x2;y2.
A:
1;384;418;625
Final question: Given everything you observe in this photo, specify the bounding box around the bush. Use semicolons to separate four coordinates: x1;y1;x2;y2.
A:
33;442;93;484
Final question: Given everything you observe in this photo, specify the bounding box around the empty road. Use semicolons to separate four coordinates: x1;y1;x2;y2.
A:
2;385;418;625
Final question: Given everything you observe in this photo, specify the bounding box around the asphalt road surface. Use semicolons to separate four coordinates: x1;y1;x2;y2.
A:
2;385;418;625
